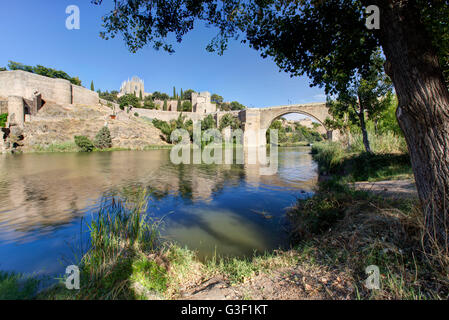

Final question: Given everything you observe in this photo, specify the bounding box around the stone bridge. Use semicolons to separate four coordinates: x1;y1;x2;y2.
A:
238;102;338;147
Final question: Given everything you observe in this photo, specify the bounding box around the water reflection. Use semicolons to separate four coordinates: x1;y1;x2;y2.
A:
0;147;317;274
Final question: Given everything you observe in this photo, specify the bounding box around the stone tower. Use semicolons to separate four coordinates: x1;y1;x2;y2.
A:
192;91;216;113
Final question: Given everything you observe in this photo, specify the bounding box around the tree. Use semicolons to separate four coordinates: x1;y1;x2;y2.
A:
8;61;82;86
163;99;168;111
94;126;113;149
219;113;241;131
143;95;157;109
177;98;182;111
182;89;195;101
202;114;216;131
211;93;224;105
326;52;393;153
118;94;140;108
93;0;449;255
98;90;118;102
181;100;192;112
229;101;246;111
173;86;177;99
0;67;6;72
152;91;170;101
90;81;95;91
139;90;143;100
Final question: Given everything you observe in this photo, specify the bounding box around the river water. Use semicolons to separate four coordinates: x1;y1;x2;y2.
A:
0;147;317;276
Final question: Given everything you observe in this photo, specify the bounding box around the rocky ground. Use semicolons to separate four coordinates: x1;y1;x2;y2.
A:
19;103;167;152
180;265;353;300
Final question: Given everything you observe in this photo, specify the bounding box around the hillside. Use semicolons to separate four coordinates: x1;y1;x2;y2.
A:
19;102;167;152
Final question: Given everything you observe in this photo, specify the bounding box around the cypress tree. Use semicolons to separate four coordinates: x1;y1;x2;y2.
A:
163;99;168;111
90;81;94;91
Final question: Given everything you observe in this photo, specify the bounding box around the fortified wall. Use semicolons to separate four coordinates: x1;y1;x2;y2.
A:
0;70;99;106
0;70;99;127
132;108;208;123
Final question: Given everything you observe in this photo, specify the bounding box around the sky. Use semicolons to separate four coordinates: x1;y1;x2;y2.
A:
0;1;326;118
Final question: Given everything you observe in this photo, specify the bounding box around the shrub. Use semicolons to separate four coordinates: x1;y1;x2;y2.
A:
0;113;7;127
94;127;113;149
74;135;94;152
134;112;139;117
143;98;157;109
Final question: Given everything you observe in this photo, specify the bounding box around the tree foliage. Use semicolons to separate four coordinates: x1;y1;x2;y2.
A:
98;90;119;102
326;52;393;152
8;61;82;86
152;91;170;101
181;100;192;112
94;126;113;149
182;89;195;100
118;94;140;108
219;113;241;130
74;135;94;152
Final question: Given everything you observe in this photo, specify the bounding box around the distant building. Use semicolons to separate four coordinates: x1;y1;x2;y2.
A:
192;91;216;113
118;76;151;98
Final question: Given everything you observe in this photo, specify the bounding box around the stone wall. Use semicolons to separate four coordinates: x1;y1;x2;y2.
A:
72;84;99;105
0;70;99;105
132;108;207;122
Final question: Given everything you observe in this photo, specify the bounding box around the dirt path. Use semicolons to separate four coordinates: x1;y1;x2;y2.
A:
179;264;354;300
351;179;417;199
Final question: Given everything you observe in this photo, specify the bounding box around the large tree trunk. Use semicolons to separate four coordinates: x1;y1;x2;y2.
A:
371;1;449;256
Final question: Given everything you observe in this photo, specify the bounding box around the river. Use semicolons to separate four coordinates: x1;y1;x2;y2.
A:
0;147;317;276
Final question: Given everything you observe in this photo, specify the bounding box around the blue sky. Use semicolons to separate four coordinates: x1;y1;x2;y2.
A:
0;0;326;113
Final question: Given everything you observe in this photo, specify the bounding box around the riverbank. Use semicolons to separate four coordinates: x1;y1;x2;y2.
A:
1;142;446;300
28;142;173;154
4;181;445;300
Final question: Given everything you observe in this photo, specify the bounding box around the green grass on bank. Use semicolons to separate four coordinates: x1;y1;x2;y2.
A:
288;179;448;299
30;142;171;154
0;271;40;300
311;140;413;182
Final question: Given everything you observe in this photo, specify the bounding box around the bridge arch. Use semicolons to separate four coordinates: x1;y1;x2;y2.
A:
240;103;340;147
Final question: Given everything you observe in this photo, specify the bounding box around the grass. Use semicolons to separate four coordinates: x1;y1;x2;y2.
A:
311;140;413;181
32;141;79;153
30;143;172;153
0;271;40;300
204;251;299;285
287;179;448;299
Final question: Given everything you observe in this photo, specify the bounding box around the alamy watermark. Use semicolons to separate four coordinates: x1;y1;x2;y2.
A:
365;265;380;290
65;265;80;290
66;5;80;30
169;122;279;175
365;5;380;30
